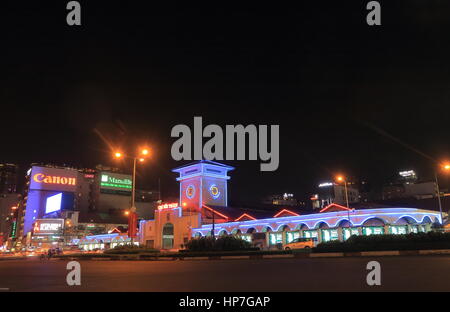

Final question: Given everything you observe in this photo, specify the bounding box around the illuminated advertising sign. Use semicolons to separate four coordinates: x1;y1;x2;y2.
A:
100;172;132;191
158;203;178;210
10;219;17;238
24;190;75;234
399;170;416;178
33;219;64;235
29;166;78;192
45;193;62;214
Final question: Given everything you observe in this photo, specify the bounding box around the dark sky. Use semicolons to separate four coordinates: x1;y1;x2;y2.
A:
1;1;450;203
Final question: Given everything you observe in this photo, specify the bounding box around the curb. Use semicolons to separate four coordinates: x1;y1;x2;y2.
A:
310;252;344;258
49;248;450;261
0;257;27;261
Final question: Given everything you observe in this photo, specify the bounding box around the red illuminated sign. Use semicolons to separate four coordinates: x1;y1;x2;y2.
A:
158;203;178;210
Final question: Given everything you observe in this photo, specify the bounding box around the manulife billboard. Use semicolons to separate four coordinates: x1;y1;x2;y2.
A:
100;172;132;192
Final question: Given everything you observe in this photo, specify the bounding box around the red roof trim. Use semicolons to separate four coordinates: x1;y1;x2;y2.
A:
235;213;257;221
319;203;351;213
202;205;229;220
273;209;300;218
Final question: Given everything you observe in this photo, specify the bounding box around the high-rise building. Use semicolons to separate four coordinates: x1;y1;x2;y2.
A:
311;182;360;209
262;193;303;207
0;164;18;194
17;164;160;247
382;170;440;200
0;193;21;247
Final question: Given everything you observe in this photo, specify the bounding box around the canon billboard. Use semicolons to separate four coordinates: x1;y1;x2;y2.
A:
29;166;79;192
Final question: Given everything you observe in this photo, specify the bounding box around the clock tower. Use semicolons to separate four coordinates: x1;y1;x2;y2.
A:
172;160;234;212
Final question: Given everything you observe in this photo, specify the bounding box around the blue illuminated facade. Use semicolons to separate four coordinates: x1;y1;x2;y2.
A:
183;162;443;246
138;161;444;250
192;206;442;244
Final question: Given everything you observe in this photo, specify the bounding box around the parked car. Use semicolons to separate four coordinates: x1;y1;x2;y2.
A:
284;237;315;250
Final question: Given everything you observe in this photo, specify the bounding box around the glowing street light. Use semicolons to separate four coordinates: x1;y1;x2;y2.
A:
435;161;450;225
113;146;152;239
336;174;352;236
335;175;349;208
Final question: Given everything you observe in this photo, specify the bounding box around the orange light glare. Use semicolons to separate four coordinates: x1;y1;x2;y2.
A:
141;149;149;156
114;152;122;158
443;163;450;171
139;158;145;162
336;176;345;182
124;211;130;216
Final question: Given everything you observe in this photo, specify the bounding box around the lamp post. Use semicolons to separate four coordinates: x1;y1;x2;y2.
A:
336;175;351;239
434;162;450;225
114;148;150;242
336;175;350;208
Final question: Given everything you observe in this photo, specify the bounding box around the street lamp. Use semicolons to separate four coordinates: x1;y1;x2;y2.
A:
336;175;352;239
336;175;349;208
114;147;151;240
435;162;450;225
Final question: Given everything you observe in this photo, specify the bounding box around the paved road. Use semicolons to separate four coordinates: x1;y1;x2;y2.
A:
0;256;449;291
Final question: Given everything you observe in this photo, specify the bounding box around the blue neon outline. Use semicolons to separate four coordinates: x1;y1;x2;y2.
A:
394;215;420;224
275;224;291;232
357;216;387;227
190;208;442;236
312;220;332;229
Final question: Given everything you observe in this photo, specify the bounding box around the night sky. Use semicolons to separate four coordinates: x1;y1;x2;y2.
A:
1;1;450;203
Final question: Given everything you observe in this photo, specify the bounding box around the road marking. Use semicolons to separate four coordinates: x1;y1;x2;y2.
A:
0;288;10;291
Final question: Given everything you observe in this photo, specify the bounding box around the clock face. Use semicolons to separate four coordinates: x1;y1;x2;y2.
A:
186;184;195;199
209;184;220;199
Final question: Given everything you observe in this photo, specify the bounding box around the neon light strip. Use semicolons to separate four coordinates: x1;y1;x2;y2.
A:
176;172;231;181
100;182;132;189
319;203;351;212
86;233;120;240
192;208;441;232
273;209;300;218
235;213;257;221
203;204;229;220
172;162;234;174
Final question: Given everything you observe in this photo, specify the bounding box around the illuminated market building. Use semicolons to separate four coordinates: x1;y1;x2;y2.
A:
138;161;444;250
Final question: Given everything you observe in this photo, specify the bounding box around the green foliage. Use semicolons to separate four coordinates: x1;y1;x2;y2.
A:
185;236;254;252
315;232;450;252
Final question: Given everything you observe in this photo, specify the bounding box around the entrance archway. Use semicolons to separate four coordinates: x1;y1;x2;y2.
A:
162;223;174;249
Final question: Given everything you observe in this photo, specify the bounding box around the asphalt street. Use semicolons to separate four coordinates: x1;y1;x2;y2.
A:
0;256;449;292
